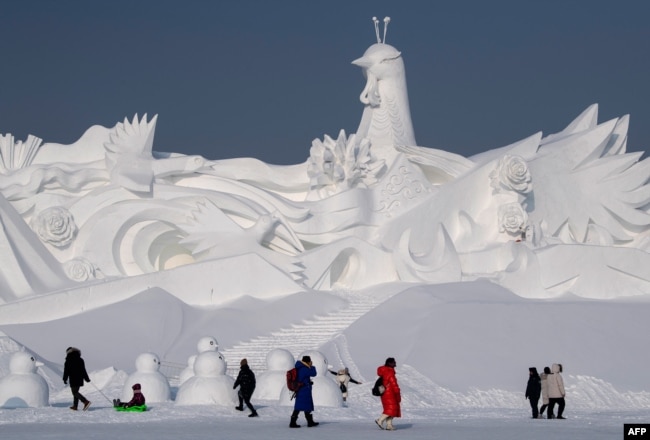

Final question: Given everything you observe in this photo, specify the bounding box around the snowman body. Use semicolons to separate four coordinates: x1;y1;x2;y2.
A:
122;352;171;402
176;351;236;405
0;352;49;408
255;348;294;400
279;350;342;407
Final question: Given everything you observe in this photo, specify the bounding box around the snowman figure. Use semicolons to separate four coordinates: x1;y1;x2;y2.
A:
175;351;237;406
122;352;171;403
178;354;197;386
0;351;49;408
196;336;219;353
255;348;294;400
279;350;342;407
179;336;220;384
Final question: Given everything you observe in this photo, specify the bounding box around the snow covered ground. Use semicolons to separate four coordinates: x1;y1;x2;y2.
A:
1;397;646;440
2;281;650;439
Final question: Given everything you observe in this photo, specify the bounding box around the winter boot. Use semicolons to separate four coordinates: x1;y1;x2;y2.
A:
69;406;78;411
235;405;244;411
83;401;91;411
249;411;258;417
305;412;319;427
386;417;396;431
289;415;301;428
375;414;388;430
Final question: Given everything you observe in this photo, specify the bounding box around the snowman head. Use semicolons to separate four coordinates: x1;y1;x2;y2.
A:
193;351;226;377
196;336;219;353
298;350;328;372
265;348;294;371
9;351;43;374
135;352;161;373
186;354;197;367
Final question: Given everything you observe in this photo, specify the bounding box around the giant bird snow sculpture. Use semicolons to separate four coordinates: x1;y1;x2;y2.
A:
0;16;648;309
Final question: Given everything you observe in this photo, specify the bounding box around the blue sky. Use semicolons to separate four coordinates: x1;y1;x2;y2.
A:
1;0;648;164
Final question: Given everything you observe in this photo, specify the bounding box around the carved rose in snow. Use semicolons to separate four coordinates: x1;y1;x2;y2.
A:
498;203;528;235
31;206;78;247
490;155;532;194
64;258;97;282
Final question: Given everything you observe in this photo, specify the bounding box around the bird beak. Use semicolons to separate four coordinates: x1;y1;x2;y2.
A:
351;56;372;68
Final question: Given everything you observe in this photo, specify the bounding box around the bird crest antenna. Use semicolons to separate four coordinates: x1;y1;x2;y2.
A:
372;16;391;44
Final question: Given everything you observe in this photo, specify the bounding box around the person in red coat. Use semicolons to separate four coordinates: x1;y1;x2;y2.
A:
375;357;401;430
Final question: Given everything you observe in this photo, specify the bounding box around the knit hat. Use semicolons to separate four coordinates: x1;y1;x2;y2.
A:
240;358;248;366
301;355;312;364
529;367;538;375
385;357;396;367
132;383;141;391
66;347;79;355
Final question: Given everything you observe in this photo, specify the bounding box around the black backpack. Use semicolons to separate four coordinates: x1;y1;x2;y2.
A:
371;376;385;396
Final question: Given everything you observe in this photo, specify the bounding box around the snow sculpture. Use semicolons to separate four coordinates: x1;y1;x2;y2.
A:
196;336;219;353
175;350;237;406
121;352;171;403
0;16;648;319
255;348;294;400
353;17;416;166
0;351;49;408
178;354;197;386
279;350;342;408
179;336;220;385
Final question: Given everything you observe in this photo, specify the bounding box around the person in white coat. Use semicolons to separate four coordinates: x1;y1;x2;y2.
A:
546;363;566;419
329;367;362;403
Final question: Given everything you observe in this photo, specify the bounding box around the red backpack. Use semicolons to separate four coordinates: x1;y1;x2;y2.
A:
286;367;301;392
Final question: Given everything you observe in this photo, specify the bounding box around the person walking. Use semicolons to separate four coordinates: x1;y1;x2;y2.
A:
375;357;401;431
547;363;566;419
539;366;552;418
329;367;362;403
525;367;541;418
289;355;319;428
233;358;258;417
62;347;91;411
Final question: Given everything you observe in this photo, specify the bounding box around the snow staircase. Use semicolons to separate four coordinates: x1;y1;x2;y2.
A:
221;292;384;377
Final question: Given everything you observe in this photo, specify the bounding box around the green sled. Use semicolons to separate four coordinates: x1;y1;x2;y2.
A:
115;404;147;412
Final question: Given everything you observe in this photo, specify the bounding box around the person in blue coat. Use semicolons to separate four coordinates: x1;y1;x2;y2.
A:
289;355;319;428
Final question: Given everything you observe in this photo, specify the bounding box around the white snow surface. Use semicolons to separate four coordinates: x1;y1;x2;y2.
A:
1;280;649;439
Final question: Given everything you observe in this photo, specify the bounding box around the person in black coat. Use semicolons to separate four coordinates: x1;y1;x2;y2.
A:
62;347;91;411
233;358;257;417
525;367;542;418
